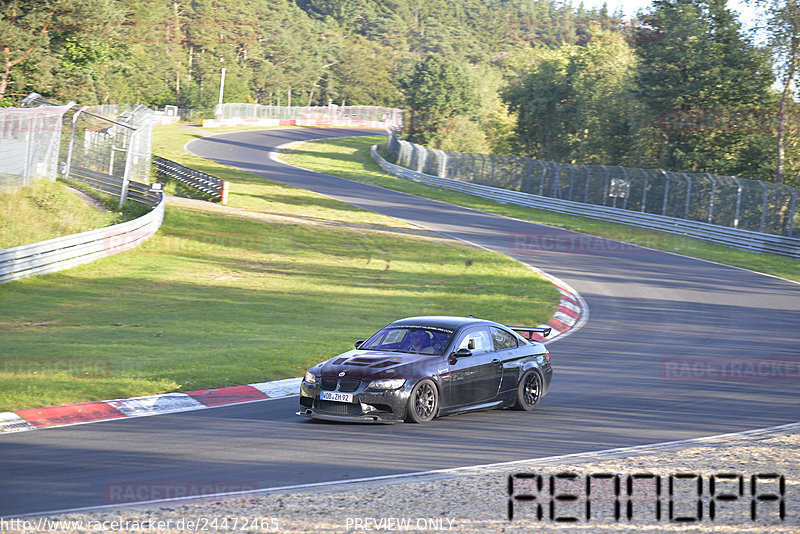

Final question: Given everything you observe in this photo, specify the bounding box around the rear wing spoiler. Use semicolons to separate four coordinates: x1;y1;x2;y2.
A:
510;326;551;340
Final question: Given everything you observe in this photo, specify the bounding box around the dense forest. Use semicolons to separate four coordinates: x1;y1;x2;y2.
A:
1;0;798;185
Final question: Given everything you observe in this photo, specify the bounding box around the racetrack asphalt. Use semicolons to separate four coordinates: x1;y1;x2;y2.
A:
1;128;798;517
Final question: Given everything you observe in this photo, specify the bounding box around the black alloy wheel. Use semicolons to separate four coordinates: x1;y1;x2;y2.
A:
406;379;438;423
513;370;542;411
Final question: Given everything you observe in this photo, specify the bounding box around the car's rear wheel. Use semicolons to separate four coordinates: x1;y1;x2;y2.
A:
406;379;438;423
513;370;542;411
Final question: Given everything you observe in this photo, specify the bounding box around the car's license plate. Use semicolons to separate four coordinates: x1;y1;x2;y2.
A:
321;391;354;403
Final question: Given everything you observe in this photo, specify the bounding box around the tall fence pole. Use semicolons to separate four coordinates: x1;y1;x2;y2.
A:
732;176;743;229
120;127;139;209
63;106;88;181
758;180;768;234
706;173;717;224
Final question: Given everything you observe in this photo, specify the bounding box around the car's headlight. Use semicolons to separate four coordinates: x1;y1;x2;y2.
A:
304;371;316;384
368;378;406;390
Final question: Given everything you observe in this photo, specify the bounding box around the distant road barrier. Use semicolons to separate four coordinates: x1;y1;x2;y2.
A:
371;146;800;260
153;157;229;204
207;103;402;130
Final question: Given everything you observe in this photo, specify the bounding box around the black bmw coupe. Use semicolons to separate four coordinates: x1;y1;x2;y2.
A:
298;316;552;423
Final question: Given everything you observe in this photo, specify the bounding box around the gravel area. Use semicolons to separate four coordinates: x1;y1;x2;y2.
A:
9;423;798;533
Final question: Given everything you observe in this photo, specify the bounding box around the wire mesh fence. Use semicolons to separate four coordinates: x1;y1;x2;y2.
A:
0;105;72;190
215;103;403;128
387;134;799;237
60;102;156;186
12;94;157;206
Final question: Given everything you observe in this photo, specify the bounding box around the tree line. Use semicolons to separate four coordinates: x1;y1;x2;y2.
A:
1;0;798;185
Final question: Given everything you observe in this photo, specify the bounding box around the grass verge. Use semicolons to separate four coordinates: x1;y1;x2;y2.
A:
277;135;800;283
0;126;560;412
0;180;122;249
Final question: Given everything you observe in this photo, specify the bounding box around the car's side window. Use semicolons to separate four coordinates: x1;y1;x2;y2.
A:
458;328;493;354
491;327;518;351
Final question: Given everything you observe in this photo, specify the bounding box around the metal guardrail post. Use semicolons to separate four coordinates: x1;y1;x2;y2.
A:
661;171;670;216
602;165;610;206
786;185;796;237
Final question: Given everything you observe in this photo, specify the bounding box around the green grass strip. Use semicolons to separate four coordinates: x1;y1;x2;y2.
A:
0;180;124;249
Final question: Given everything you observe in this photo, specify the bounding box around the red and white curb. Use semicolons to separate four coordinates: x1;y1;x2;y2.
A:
523;267;587;345
0;378;302;434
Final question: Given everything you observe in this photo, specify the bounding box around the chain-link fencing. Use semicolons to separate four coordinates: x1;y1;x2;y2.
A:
17;94;157;206
387;134;798;237
215;103;403;129
0;105;72;190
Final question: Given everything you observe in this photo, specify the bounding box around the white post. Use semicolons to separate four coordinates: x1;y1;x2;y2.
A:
218;68;226;105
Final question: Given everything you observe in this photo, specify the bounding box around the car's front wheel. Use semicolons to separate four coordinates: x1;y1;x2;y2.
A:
406;379;438;423
512;370;542;411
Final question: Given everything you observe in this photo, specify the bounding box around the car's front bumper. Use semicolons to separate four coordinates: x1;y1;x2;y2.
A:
298;379;411;423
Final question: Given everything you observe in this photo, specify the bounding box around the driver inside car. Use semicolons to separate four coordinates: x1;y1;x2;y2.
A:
408;329;435;354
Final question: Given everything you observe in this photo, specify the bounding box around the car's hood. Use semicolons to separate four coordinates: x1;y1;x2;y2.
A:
318;349;440;380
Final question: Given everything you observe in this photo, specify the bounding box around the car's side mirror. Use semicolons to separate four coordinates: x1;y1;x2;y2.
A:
355;340;366;348
453;348;472;358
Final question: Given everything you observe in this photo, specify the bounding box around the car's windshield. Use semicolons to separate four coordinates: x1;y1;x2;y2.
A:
361;326;454;355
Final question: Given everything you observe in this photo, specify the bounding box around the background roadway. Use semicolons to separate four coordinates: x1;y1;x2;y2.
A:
1;128;798;517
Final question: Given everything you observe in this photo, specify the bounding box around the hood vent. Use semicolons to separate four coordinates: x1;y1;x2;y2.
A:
371;360;399;368
346;357;382;366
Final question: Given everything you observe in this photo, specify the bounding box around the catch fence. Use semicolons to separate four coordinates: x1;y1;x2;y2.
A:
19;93;157;207
213;103;403;129
387;135;799;237
0;105;72;190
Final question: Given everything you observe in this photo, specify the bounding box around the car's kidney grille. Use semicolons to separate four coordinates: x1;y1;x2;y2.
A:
320;378;337;390
338;379;361;392
320;378;361;391
315;400;362;416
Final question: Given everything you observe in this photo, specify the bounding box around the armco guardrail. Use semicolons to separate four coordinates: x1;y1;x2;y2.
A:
0;188;165;284
371;146;800;260
153;157;229;204
69;166;161;206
